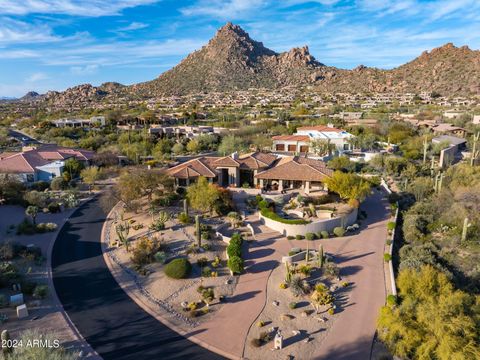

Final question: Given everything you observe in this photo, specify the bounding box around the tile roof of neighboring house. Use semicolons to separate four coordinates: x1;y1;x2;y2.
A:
0;145;94;174
0;152;18;160
255;156;333;182
296;125;343;132
432;135;467;146
167;157;218;179
432;123;466;132
271;135;310;142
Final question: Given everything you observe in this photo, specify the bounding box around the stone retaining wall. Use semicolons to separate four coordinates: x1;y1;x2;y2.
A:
259;208;358;237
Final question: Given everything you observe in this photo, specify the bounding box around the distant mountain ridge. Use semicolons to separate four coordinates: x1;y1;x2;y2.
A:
15;23;480;104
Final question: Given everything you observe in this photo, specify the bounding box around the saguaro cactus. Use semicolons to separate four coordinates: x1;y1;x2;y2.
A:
318;244;324;268
183;199;189;216
285;262;292;283
305;241;310;263
195;215;201;247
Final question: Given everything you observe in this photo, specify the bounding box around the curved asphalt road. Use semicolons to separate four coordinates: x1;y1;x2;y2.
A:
52;197;225;360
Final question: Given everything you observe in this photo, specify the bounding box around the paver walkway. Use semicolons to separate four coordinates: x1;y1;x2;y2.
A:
194;193;292;358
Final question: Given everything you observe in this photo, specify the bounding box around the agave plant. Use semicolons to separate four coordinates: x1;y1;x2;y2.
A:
288;275;306;297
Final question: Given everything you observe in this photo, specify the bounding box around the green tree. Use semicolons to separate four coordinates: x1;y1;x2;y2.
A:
325;171;371;206
218;136;246;155
186;139;200;153
328;156;356;172
186;177;220;214
64;158;84;179
115;171;143;212
172;143;185;155
377;266;480;360
80;166;100;193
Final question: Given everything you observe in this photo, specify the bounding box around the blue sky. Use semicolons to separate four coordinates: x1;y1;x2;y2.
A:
1;0;479;97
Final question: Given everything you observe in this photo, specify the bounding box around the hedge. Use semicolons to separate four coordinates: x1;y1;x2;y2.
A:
260;208;310;225
228;256;244;274
164;258;192;279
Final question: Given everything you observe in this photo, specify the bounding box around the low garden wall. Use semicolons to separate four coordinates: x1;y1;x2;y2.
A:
259;207;358;237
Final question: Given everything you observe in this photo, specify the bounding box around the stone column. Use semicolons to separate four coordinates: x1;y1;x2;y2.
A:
305;181;310;195
259;179;264;188
278;179;284;191
253;170;258;186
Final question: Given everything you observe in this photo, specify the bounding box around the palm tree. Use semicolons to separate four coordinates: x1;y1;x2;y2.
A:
25;206;38;225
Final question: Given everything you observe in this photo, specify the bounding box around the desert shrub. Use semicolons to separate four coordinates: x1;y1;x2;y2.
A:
320;231;329;239
130;237;163;267
20;280;37;296
31;181;50;192
178;212;191;224
384;253;392;262
295;234;304;240
16;219;36;235
47;202;61;213
305;232;316;240
164;258;192;279
328;308;335;315
33;284;48;299
324;262;340;278
288;276;307;297
202;266;212;277
387;222;396;231
0;262;21;288
0;242;15;260
287;235;295;240
386;294;397;307
279;282;287;289
333;227;345;237
299;264;312;276
289;302;297;309
154;251;167;264
200;287;215;304
227;256;244;274
44;223;58;231
50;176;67;190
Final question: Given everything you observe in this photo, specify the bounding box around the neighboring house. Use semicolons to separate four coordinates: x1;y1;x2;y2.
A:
272;124;354;155
432;135;468;168
431;123;467;138
52;116;105;128
0;145;94;183
473;115;480;125
149;125;227;139
167;151;332;195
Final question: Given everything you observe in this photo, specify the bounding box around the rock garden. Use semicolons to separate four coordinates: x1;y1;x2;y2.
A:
105;177;253;330
244;245;353;359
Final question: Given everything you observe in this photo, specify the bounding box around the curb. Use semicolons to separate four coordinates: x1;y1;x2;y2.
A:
101;202;238;360
47;196;102;359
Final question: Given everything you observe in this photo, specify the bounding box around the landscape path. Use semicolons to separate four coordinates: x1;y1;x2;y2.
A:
51;197;225;360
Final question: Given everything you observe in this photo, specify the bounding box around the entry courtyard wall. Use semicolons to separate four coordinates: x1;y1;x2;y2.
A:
259;207;358;237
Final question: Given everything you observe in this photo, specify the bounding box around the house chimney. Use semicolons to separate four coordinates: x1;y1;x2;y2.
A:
327;123;334;128
231;151;239;160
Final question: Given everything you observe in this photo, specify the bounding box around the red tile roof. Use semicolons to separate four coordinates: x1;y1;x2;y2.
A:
272;135;310;142
297;125;343;132
0;145;94;174
255;156;332;182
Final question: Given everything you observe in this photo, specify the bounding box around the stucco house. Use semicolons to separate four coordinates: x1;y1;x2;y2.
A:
0;144;94;183
167;151;332;195
272;124;354;155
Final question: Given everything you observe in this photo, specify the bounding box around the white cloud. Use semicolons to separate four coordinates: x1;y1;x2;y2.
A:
26;72;49;82
70;64;99;75
0;18;58;44
117;22;149;32
181;0;267;19
0;0;160;17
